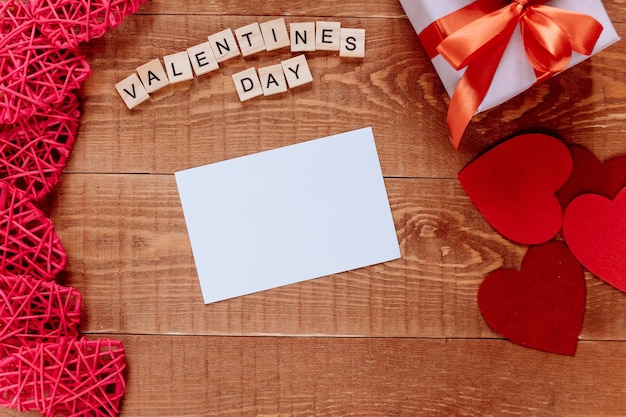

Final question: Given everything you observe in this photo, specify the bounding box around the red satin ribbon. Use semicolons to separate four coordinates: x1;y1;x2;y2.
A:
419;0;603;149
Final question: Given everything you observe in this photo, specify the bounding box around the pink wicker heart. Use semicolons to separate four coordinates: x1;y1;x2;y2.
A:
0;338;126;417
0;1;145;416
0;275;81;358
0;183;67;281
32;0;149;48
0;0;91;126
0;93;80;201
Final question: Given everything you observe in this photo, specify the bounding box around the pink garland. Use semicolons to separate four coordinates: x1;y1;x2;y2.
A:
0;0;147;415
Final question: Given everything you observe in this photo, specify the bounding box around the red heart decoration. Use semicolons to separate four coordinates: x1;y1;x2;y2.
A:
0;94;80;201
0;2;145;416
458;133;573;244
0;338;126;416
0;183;67;281
563;188;626;292
32;0;148;48
557;145;626;210
478;241;586;356
0;275;82;358
0;1;91;125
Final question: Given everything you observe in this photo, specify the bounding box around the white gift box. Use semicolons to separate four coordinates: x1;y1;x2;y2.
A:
400;0;620;114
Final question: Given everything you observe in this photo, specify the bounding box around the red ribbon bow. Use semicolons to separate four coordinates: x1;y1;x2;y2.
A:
419;0;603;149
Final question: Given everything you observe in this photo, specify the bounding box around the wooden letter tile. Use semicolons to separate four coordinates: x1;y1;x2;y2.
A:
115;73;150;109
164;51;194;84
187;41;219;76
258;64;288;96
232;67;263;101
290;22;316;52
235;22;266;57
281;54;313;88
316;21;341;51
260;18;291;52
208;28;241;63
136;58;169;93
340;28;365;58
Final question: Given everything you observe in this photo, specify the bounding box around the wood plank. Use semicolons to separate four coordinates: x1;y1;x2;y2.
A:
136;0;626;23
116;337;626;416
71;14;626;178
137;0;407;18
43;173;626;340
3;336;626;416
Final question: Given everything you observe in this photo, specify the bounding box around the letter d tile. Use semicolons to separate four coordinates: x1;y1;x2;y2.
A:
232;67;263;101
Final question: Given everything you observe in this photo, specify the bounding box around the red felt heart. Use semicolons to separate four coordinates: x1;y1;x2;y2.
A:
458;133;573;244
557;145;626;210
563;188;626;292
478;241;586;356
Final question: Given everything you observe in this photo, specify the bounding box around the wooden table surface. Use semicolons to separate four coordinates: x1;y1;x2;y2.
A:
5;1;626;416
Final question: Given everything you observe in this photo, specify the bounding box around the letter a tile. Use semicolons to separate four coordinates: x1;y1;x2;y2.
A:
136;59;169;93
259;64;288;96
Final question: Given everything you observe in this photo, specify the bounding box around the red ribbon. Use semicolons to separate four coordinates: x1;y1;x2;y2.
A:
419;0;603;149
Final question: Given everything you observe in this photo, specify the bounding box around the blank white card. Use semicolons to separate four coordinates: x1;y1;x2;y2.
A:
175;127;401;304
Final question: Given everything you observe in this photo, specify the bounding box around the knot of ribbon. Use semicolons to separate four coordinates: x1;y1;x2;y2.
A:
419;0;603;149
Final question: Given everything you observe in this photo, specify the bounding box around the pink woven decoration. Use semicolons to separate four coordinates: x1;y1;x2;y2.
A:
0;1;145;415
0;0;91;125
0;94;80;201
0;275;81;357
0;183;67;281
0;338;126;416
32;0;148;48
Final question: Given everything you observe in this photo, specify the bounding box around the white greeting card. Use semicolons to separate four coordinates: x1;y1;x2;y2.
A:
175;127;401;304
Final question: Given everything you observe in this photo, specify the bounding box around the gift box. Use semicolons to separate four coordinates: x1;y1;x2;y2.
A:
399;0;620;149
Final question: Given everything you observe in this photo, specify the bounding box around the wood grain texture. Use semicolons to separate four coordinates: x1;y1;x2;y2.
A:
45;174;626;341
3;1;626;416
115;337;626;417
4;337;626;417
